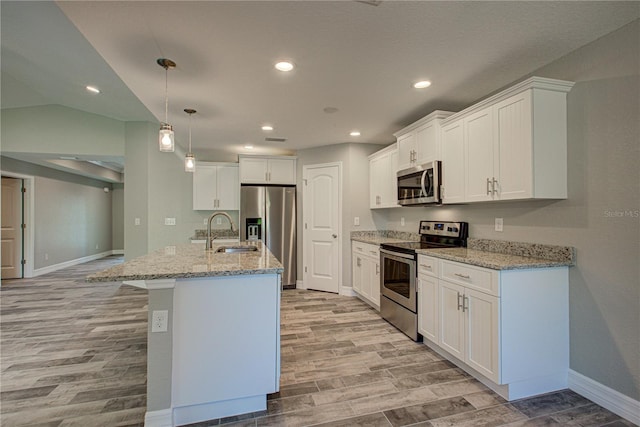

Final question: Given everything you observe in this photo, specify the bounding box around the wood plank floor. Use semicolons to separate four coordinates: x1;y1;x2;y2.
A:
1;257;636;427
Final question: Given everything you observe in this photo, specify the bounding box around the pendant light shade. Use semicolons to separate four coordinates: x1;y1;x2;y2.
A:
184;108;197;172
157;58;176;152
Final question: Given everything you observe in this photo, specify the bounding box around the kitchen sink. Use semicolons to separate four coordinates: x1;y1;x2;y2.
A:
215;246;258;253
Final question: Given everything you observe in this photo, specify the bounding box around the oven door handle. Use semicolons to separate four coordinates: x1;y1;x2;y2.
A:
380;248;416;260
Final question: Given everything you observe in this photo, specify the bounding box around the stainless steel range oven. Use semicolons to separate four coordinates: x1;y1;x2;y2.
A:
380;220;468;341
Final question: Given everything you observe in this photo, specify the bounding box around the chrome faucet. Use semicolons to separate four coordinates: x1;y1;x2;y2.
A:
206;212;237;251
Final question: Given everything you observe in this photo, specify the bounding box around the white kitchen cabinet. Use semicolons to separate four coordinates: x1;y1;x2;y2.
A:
417;255;439;343
441;120;465;204
369;144;399;209
238;156;296;185
193;163;239;210
441;77;573;204
351;241;380;309
395;111;454;171
424;256;569;400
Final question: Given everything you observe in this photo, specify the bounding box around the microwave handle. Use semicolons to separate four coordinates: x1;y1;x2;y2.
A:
420;170;427;197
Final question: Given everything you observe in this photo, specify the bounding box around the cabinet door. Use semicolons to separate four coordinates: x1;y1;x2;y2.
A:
465;107;495;202
216;165;239;210
268;159;296;184
397;132;416;171
193;164;218;210
239;158;269;184
495;91;533;200
465;288;500;383
416;121;437;164
382;149;399;208
360;256;373;301
371;258;380;307
441;120;465;204
438;281;465;360
418;275;439;343
369;156;383;208
352;253;362;294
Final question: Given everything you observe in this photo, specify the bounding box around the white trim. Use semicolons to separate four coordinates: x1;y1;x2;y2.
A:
145;279;177;290
1;171;35;278
144;408;173;427
569;369;640;425
122;280;147;289
340;286;356;296
301;161;343;295
112;249;124;255
295;279;306;290
32;250;116;277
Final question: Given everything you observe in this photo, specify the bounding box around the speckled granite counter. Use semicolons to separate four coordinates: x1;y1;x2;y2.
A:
417;238;575;270
351;230;420;245
87;241;283;282
192;229;240;240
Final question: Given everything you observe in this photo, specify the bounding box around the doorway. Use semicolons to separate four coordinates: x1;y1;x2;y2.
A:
1;172;34;279
302;162;342;293
1;177;24;279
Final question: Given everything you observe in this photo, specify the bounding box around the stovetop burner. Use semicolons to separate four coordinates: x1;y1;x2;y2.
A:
380;221;468;257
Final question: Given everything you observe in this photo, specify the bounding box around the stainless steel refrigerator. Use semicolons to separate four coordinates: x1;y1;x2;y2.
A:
240;185;296;286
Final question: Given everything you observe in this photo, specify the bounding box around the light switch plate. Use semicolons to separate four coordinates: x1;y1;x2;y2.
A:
354;217;360;226
164;217;176;226
401;217;405;226
135;217;141;226
495;218;504;232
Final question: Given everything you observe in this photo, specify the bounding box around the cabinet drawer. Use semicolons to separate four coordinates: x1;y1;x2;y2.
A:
418;255;438;278
352;242;379;258
441;261;499;296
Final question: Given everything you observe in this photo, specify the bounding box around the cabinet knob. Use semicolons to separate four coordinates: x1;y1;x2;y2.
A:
332;234;338;239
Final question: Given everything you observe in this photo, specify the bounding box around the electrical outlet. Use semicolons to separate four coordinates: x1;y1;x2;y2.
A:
164;217;176;226
135;217;141;226
164;246;176;255
216;217;222;225
495;218;504;232
204;218;208;225
354;217;360;226
151;310;168;333
401;217;405;226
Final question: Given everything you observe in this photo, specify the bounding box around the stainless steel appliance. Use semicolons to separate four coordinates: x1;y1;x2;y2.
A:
380;220;468;341
240;185;296;286
397;161;441;205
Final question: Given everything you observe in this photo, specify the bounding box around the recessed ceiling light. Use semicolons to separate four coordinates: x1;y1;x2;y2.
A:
85;85;101;94
261;125;274;131
350;131;361;137
244;144;254;150
413;80;432;89
275;61;294;72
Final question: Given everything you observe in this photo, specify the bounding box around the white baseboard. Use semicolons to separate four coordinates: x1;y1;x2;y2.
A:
569;369;640;425
32;250;119;277
112;249;124;255
144;408;173;427
340;286;356;297
296;279;306;289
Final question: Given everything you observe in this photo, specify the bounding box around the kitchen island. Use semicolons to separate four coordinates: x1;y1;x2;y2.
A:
88;242;283;427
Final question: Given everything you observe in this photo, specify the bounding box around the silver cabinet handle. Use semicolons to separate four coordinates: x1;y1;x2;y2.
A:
486;178;491;195
357;257;361;267
419;264;432;270
369;250;377;255
462;296;469;313
457;292;463;310
454;273;471;279
492;177;499;195
375;264;380;274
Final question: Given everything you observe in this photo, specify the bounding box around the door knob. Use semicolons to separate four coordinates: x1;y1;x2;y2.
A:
332;234;337;238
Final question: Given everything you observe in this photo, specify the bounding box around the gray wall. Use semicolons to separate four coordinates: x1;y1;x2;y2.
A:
379;20;639;400
1;156;114;269
296;143;385;287
112;183;124;251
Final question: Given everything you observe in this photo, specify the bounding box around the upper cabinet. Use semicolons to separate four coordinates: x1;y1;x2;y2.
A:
395;110;454;171
441;77;574;204
239;155;297;185
193;163;239;210
369;144;399;209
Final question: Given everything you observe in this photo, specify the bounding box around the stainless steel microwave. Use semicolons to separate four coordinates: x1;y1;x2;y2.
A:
397;161;441;205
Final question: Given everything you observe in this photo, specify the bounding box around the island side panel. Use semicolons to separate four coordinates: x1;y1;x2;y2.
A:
146;283;175;413
172;274;281;420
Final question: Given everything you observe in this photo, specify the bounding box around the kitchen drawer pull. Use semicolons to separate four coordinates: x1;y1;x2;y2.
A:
454;273;471;279
419;264;432;270
370;250;377;255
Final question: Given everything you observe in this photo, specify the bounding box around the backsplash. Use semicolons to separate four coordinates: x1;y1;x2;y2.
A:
351;230;420;241
193;229;240;239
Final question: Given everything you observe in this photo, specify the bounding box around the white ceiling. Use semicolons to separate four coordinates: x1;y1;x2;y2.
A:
2;1;639;165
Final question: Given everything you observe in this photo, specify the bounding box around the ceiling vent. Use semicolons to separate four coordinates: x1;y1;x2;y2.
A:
265;137;287;143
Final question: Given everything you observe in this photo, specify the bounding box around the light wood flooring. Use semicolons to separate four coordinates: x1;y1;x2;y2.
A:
1;257;636;427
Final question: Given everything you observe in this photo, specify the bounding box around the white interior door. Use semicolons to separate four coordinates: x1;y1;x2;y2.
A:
303;163;341;293
1;177;24;279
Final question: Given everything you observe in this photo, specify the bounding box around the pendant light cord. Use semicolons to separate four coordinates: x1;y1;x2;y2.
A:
188;112;192;153
164;67;169;125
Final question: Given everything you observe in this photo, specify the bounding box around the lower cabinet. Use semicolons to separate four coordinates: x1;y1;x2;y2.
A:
417;254;569;401
351;241;380;309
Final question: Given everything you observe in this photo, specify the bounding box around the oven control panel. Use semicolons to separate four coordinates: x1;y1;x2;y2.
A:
419;221;467;238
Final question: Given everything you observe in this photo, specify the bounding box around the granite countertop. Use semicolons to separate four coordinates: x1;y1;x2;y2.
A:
192;229;240;240
351;230;420;245
87;241;283;283
417;238;576;270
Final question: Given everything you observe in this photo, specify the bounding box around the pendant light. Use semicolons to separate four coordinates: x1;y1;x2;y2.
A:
157;58;176;152
184;108;197;172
